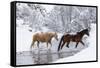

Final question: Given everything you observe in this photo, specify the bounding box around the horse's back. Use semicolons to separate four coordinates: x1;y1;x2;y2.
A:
32;32;51;42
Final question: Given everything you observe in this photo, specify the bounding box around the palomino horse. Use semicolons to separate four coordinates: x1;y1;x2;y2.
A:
30;32;58;49
58;29;89;51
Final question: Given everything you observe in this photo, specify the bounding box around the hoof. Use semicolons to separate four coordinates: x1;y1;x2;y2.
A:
66;46;69;48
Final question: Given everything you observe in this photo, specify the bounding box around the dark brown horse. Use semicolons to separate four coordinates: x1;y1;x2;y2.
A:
30;32;58;49
58;29;89;51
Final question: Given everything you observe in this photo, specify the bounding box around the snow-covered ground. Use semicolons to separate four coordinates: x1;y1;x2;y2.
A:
16;27;32;52
53;23;96;63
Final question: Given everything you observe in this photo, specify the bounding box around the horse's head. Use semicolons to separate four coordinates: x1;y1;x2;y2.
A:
84;29;89;36
53;32;58;41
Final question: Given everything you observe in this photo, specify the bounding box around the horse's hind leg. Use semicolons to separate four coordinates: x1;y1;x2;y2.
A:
61;42;65;50
75;42;79;48
30;41;35;49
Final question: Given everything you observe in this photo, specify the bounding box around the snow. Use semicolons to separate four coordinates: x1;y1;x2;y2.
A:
41;4;54;13
16;27;33;52
16;19;24;27
16;3;96;65
53;24;96;63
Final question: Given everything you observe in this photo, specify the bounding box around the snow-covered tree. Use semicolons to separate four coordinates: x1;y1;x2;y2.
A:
16;3;96;33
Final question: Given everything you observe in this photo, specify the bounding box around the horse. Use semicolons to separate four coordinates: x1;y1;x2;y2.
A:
30;32;58;49
58;29;89;51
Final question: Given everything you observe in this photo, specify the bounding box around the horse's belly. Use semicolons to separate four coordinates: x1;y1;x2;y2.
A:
72;38;80;42
40;40;46;42
38;38;46;42
72;39;75;41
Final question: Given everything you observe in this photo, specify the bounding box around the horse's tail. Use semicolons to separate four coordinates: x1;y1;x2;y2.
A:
58;35;64;51
30;35;35;49
30;41;33;49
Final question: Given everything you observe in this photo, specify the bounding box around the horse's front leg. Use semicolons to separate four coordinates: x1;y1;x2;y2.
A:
46;42;49;48
49;41;52;47
80;41;85;46
75;42;79;48
37;41;39;48
66;41;70;48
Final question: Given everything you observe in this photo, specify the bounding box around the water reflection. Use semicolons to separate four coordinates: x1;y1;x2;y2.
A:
31;48;79;64
16;47;85;65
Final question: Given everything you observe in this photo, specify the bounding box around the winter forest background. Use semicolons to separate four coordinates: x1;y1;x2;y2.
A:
16;3;97;65
16;3;96;33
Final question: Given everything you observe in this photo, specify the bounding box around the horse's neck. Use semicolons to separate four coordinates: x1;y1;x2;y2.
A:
50;34;54;39
78;32;85;38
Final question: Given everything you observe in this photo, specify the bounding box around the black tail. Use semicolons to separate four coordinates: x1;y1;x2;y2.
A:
58;35;64;51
